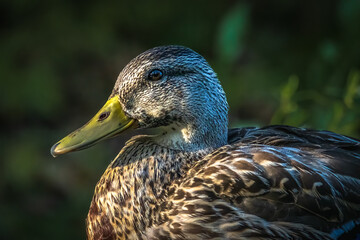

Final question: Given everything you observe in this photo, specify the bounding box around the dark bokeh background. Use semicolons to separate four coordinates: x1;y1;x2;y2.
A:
1;1;360;239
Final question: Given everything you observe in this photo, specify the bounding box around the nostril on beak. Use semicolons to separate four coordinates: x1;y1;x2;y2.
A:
98;112;110;122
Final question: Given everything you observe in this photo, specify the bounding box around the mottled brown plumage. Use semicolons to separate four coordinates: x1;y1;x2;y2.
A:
86;126;360;239
58;46;360;239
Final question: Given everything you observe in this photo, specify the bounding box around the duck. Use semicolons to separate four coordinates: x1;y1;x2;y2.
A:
51;45;360;240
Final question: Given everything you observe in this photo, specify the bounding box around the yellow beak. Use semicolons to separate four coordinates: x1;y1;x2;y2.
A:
51;96;135;157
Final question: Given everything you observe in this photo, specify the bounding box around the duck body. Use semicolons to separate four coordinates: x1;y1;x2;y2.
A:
86;125;360;240
51;46;360;239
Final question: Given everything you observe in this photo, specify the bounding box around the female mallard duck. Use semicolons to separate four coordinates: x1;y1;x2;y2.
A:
51;46;360;240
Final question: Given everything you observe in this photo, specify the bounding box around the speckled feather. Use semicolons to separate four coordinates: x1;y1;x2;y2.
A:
85;46;360;240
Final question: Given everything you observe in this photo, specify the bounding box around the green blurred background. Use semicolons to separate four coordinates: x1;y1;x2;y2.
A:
1;0;360;239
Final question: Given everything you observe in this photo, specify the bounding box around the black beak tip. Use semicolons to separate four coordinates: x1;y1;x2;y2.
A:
50;142;60;158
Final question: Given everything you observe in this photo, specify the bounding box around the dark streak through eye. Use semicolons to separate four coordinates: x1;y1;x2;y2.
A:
98;112;110;121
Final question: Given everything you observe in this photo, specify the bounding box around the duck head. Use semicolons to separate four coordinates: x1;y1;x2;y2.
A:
51;46;228;157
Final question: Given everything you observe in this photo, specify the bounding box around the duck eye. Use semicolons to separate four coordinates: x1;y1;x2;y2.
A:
98;112;110;121
148;69;163;81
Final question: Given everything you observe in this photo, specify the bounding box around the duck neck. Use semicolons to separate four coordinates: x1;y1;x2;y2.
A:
154;119;228;152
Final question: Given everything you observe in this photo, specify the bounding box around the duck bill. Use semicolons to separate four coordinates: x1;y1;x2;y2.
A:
51;96;135;157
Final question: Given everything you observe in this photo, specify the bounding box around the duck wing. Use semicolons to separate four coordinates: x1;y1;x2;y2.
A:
228;125;360;179
151;126;360;239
